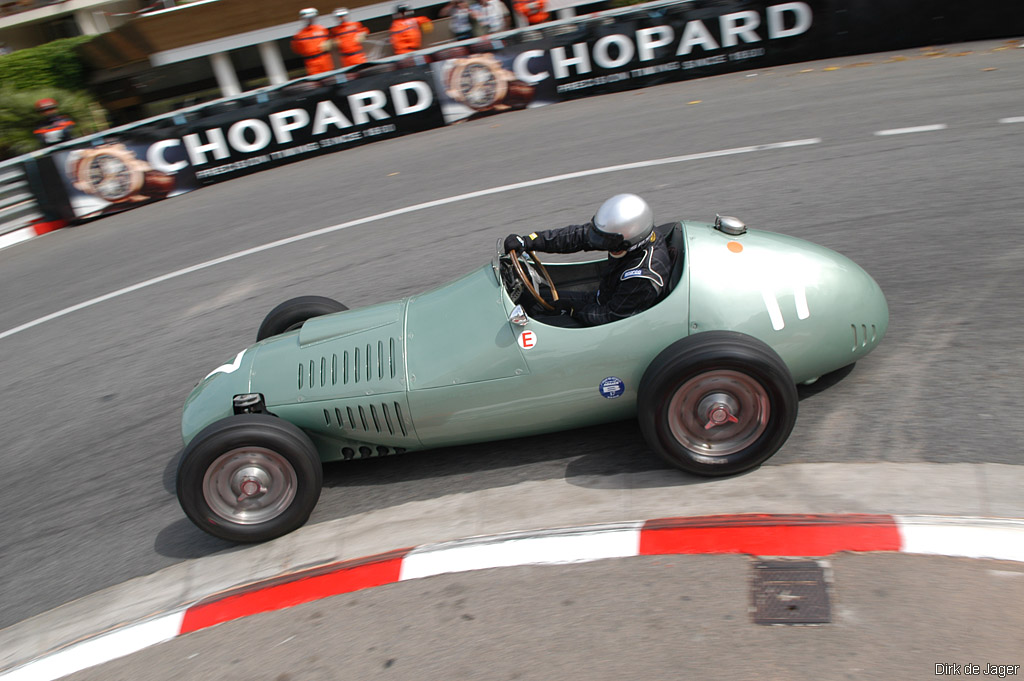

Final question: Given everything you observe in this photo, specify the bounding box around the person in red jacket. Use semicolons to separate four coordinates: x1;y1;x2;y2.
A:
513;0;549;25
389;3;432;55
291;8;334;75
329;7;369;67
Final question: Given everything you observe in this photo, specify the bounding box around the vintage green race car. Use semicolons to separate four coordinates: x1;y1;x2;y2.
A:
176;217;888;542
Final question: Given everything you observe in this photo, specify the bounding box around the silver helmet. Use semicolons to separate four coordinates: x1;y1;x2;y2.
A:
333;7;349;17
300;7;319;19
589;194;654;252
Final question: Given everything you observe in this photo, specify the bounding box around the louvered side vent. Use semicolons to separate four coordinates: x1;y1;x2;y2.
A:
322;400;410;437
850;323;879;352
298;337;400;390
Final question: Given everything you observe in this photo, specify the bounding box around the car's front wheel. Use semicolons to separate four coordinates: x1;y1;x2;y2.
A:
176;414;323;543
256;295;347;341
638;331;798;477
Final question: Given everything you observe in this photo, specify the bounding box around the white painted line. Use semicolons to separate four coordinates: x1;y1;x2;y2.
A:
999;117;1024;124
0;138;821;343
0;611;184;681
399;528;641;580
0;226;35;251
898;521;1024;563
874;124;948;136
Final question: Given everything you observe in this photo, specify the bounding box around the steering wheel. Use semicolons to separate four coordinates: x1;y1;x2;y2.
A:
508;251;560;311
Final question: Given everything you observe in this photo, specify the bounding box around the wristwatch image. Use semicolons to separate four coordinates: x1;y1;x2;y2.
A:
444;53;535;113
66;143;174;204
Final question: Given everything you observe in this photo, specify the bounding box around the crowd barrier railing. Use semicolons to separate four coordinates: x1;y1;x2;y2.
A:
0;158;42;237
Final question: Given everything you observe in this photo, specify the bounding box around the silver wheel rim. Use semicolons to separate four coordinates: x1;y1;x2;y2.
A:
202;447;298;525
666;369;770;456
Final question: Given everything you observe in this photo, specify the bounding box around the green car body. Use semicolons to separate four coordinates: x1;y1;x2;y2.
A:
181;218;889;463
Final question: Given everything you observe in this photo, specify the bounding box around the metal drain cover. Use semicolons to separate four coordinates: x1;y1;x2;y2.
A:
751;560;831;625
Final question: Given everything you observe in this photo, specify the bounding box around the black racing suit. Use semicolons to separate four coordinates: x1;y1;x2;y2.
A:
520;223;672;327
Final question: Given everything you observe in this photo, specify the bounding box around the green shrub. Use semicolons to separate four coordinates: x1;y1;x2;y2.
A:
0;37;107;159
0;36;93;91
0;87;106;160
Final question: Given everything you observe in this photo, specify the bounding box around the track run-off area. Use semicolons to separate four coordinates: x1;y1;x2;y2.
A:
0;39;1022;642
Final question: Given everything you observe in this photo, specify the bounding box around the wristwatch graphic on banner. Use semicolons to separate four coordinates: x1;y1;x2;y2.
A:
444;53;534;112
65;143;175;204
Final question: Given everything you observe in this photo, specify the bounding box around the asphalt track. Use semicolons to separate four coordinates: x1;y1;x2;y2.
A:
55;554;1024;681
1;38;1022;646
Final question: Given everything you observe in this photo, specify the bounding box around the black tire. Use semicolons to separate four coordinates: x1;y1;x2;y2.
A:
176;414;323;543
637;331;798;477
256;295;347;341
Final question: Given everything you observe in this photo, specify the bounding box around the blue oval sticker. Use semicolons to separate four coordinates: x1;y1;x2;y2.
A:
599;376;625;399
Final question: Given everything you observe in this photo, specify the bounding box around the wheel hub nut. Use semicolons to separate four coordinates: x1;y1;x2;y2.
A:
698;393;740;430
240;478;262;497
234;466;270;501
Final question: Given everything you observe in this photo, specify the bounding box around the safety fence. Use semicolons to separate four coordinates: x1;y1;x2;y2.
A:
0;158;42;237
7;0;1024;228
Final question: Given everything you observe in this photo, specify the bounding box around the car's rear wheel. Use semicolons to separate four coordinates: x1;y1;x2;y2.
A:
256;295;347;341
176;414;323;543
638;331;798;476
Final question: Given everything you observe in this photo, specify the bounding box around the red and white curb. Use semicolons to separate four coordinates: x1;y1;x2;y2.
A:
3;513;1023;681
0;221;66;252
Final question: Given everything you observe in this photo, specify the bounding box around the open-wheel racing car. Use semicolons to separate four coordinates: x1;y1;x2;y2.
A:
176;215;888;542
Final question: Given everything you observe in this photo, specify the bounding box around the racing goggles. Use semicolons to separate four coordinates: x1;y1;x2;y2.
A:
585;220;625;252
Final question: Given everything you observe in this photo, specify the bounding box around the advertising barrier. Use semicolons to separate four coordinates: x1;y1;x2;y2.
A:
431;42;558;124
525;1;826;99
23;0;1024;223
51;139;198;221
40;64;446;220
180;64;444;186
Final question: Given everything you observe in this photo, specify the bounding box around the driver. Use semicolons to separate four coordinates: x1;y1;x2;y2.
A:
503;194;671;327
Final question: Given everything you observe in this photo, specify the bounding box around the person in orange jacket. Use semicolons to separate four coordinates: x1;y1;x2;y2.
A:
33;98;76;146
389;3;432;55
291;8;334;75
513;0;548;25
329;7;369;67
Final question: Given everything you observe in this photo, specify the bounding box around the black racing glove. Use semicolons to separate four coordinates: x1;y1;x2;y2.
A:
504;234;528;254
